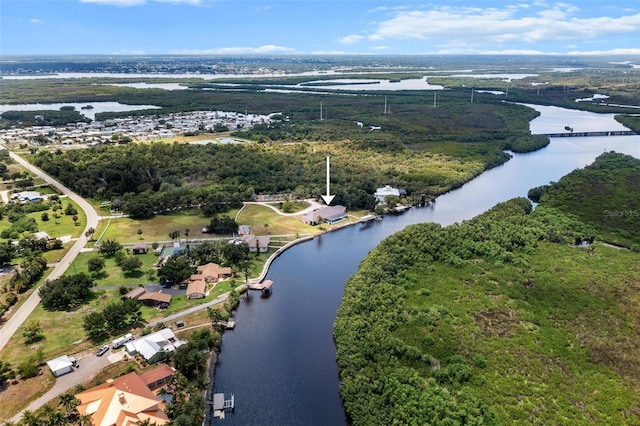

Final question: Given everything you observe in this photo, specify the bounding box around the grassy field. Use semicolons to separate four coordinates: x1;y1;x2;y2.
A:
0;196;86;242
96;209;241;244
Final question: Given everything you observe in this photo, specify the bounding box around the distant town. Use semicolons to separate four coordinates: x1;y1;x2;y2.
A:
0;109;276;146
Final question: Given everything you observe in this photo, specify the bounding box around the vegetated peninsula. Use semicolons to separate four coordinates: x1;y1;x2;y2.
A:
334;152;640;425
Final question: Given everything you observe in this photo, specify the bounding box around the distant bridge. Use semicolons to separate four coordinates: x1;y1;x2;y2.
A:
542;130;637;138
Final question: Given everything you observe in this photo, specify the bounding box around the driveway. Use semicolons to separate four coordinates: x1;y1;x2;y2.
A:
10;349;126;423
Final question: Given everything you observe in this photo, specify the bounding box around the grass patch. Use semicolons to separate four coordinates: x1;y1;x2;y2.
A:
236;203;318;236
97;209;240;244
68;251;159;287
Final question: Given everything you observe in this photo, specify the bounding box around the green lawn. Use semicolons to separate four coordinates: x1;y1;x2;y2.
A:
68;251;160;287
0;197;86;241
97;209;242;244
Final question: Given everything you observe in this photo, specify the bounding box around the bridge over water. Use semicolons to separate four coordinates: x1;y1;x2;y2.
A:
542;130;637;138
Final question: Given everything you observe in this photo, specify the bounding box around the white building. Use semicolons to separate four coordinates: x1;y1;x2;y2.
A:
47;355;75;377
124;328;186;362
374;185;400;203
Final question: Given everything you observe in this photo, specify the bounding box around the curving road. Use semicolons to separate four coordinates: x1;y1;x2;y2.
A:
0;146;101;352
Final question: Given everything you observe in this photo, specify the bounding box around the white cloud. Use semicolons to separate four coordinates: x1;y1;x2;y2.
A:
371;45;392;51
172;45;296;55
79;0;202;6
338;35;365;45
310;50;351;55
567;48;640;55
112;49;148;55
366;5;640;50
30;18;43;24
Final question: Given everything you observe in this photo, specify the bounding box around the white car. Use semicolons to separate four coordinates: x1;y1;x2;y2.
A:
96;345;109;356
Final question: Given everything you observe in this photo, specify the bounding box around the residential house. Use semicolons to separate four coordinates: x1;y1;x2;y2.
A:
75;371;168;425
186;280;206;299
138;292;171;308
301;205;348;226
241;235;270;253
238;225;251;235
124;328;186;363
132;243;148;254
12;191;42;203
122;286;146;300
374;185;400;203
196;262;231;281
139;364;175;391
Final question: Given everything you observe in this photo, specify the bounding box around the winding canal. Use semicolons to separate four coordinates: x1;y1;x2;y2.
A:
213;105;639;425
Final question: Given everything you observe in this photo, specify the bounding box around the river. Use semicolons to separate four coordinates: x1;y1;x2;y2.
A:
213;106;639;425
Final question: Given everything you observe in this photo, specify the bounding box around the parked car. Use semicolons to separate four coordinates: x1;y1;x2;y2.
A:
69;356;79;367
97;345;109;356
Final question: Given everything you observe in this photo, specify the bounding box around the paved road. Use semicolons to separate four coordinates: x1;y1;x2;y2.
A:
0;147;101;352
9;350;126;423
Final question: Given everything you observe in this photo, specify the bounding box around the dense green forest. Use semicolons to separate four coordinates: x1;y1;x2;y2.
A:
530;152;640;248
31;139;512;216
334;152;640;425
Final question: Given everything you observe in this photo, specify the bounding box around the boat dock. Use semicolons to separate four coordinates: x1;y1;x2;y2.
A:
360;214;382;223
248;279;273;293
212;393;235;419
261;279;273;295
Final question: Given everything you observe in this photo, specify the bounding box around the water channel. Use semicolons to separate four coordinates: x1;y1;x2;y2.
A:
213;106;639;425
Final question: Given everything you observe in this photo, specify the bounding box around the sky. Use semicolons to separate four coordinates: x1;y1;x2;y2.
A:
1;0;639;56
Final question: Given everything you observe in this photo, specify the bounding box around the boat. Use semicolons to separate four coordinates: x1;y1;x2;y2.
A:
564;125;573;132
81;105;94;110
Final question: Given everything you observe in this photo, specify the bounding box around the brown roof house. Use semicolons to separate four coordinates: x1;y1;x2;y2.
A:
132;243;148;255
75;371;168;426
186;279;206;299
196;262;232;282
138;292;171;308
241;234;270;253
139;364;175;391
122;286;146;300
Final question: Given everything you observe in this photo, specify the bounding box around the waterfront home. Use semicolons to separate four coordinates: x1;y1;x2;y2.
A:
241;234;270;253
140;363;175;391
196;262;232;281
75;372;168;425
124;328;185;363
374;185;400;203
301;205;348;225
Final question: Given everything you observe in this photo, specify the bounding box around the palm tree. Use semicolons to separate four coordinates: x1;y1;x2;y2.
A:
20;410;41;426
207;307;222;329
77;413;93;426
157;386;170;404
45;409;65;426
59;393;79;417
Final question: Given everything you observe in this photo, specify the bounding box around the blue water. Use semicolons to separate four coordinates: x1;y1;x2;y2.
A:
214;107;639;425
